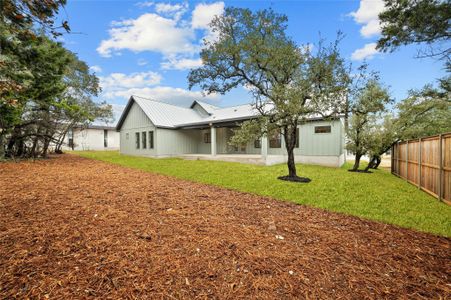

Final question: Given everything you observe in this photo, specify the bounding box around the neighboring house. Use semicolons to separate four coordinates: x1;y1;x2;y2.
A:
116;95;347;167
65;124;120;151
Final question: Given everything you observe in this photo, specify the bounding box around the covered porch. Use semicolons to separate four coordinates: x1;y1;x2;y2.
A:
179;122;273;158
175;123;287;165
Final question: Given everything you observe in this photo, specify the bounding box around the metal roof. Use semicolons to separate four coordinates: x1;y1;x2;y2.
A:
116;96;259;130
134;96;203;128
116;95;339;131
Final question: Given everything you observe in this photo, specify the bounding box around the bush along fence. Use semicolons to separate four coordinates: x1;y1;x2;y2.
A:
391;133;451;205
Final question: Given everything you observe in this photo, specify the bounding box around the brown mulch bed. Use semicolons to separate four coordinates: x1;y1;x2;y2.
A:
0;155;449;299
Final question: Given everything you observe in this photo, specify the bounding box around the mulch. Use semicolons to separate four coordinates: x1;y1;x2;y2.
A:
0;155;449;299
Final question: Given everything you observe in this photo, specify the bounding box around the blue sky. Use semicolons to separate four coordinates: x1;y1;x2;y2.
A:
58;0;447;118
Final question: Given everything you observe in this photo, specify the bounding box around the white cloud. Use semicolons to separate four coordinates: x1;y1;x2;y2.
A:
349;0;385;38
136;1;154;8
97;13;196;57
105;86;218;107
98;2;224;71
99;71;162;90
155;2;184;13
351;43;379;60
191;2;224;29
89;65;102;73
161;56;202;70
155;2;188;21
99;70;218;107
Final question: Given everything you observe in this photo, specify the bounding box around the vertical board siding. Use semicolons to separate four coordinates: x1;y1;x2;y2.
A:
120;102;157;156
392;133;451;204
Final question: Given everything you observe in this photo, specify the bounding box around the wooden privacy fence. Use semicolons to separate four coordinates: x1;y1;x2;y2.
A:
391;133;451;204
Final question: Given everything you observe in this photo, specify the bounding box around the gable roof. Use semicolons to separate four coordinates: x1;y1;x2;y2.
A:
116;96;259;130
190;100;220;115
116;96;204;129
116;95;344;131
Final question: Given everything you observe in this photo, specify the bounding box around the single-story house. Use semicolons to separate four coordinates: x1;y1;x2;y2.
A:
116;95;346;167
65;124;120;151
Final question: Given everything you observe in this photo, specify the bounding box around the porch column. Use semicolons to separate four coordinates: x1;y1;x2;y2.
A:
211;126;217;156
261;135;268;158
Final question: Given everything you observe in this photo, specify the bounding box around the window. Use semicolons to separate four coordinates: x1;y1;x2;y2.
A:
204;132;211;143
254;139;261;149
68;128;74;149
126;133;129;140
295;128;299;148
269;130;281;148
135;132;140;149
104;130;108;148
142;131;147;149
314;126;331;134
149;131;154;149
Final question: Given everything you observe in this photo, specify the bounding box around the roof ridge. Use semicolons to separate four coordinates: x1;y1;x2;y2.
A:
215;103;252;110
195;100;220;108
132;95;193;110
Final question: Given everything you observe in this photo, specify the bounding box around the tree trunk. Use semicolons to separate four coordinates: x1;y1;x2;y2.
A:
277;125;311;183
373;156;381;169
6;128;20;158
16;139;24;157
287;146;297;177
0;137;4;160
42;138;50;158
364;156;375;172
351;153;362;171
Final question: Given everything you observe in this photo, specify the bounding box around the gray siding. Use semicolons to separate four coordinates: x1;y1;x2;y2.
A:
120;102;157;156
119;102;343;159
191;103;210;117
266;119;342;155
298;120;342;156
156;129;200;155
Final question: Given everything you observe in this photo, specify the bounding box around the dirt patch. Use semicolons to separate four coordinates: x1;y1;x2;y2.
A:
0;155;449;299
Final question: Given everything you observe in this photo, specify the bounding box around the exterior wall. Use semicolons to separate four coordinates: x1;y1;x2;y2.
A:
119;103;345;167
267;119;343;156
66;128;119;151
156;129;201;156
298;119;343;156
119;102;157;156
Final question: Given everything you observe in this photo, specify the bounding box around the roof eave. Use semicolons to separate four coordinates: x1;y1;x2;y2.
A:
115;96;136;131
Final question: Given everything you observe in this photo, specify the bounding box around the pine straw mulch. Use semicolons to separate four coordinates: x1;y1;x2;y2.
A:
0;155;449;299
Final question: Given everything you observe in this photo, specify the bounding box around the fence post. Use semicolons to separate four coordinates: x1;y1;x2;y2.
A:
397;141;400;177
418;138;421;189
438;134;443;201
391;144;394;174
405;140;408;181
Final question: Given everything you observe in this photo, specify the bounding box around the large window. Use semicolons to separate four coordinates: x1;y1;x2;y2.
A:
104;130;108;148
149;131;154;149
135;132;140;149
204;132;211;143
254;138;261;149
269;130;281;148
142;131;147;149
314;126;331;134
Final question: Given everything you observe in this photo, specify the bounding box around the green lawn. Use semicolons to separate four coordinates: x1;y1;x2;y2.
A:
76;151;451;237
